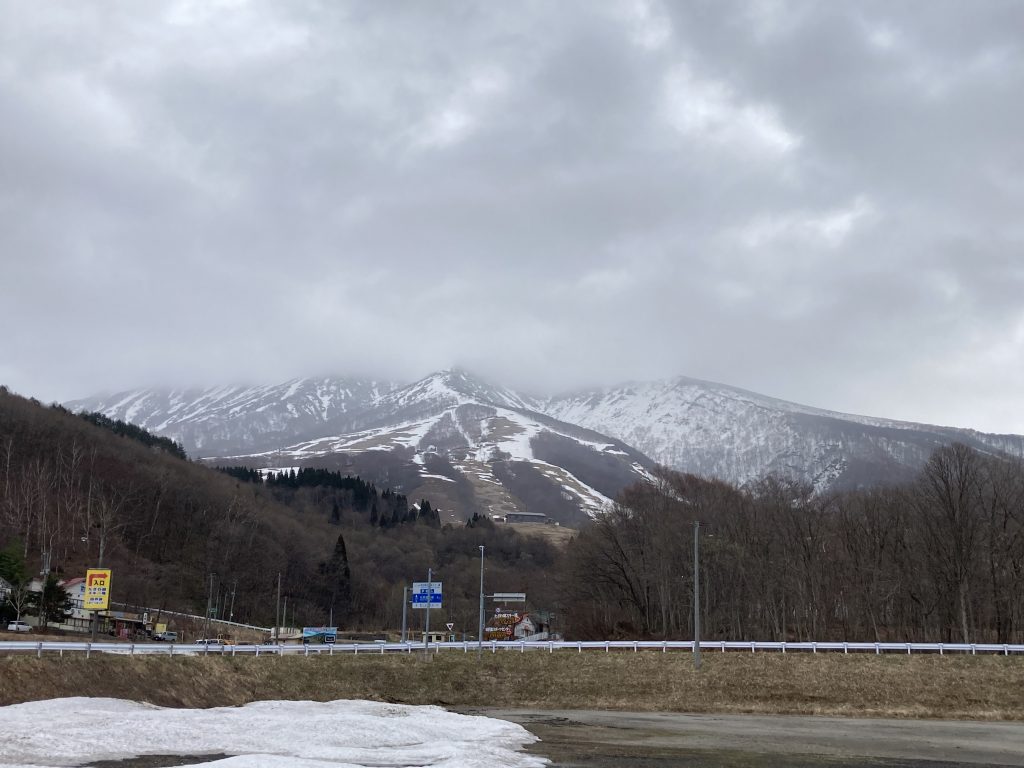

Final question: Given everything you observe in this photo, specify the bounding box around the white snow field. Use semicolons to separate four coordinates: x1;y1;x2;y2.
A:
0;698;547;768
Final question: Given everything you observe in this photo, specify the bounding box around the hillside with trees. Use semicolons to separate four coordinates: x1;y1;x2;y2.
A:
563;449;1024;644
0;388;558;634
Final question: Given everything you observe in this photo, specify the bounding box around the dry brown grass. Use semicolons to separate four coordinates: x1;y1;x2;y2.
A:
0;651;1021;719
506;522;577;547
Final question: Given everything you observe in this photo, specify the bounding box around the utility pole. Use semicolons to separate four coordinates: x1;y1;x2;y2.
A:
275;572;281;643
424;567;432;651
401;585;409;643
205;573;215;640
229;580;237;622
478;546;485;657
693;520;701;671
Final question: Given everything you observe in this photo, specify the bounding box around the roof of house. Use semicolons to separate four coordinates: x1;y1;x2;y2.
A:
61;577;86;588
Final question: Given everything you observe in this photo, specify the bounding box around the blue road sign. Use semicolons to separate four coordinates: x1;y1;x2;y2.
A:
411;581;442;608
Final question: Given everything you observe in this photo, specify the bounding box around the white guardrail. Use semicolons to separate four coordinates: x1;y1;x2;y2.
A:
1;639;1023;657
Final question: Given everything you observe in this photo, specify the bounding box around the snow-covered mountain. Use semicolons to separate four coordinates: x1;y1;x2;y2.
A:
70;371;654;524
225;371;654;523
540;376;1024;490
66;378;397;455
68;370;1024;512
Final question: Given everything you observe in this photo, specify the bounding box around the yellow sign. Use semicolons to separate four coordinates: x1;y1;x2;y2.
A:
84;569;112;611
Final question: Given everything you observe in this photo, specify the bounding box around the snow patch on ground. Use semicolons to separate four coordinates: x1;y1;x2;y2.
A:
0;698;546;768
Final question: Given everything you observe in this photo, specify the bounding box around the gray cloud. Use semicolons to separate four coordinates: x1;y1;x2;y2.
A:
1;0;1022;433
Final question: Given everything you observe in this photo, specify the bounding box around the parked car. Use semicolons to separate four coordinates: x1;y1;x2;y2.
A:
6;621;30;632
152;631;178;642
195;638;229;646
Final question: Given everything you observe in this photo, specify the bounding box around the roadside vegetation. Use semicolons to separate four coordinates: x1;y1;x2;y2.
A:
0;652;1022;720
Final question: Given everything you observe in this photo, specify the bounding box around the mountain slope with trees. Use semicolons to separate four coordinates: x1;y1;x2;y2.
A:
0;387;559;634
563;448;1024;644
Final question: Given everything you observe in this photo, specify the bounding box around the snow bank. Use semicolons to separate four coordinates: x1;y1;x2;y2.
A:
0;698;546;768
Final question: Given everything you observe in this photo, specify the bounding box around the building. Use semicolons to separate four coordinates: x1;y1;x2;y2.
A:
505;511;549;525
0;577;11;602
59;577;92;632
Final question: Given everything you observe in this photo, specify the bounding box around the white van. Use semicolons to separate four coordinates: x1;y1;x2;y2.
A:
6;621;30;632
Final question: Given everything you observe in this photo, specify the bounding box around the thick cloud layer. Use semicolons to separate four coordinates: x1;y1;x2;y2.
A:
1;1;1021;432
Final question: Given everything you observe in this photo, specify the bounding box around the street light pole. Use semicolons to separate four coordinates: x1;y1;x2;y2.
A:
693;520;701;671
205;573;215;640
401;585;408;643
275;572;281;643
478;546;485;657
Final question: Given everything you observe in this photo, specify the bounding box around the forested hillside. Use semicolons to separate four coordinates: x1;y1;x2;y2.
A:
564;450;1024;644
0;388;558;633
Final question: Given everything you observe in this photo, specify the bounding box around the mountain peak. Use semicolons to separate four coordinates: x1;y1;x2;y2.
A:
397;369;530;411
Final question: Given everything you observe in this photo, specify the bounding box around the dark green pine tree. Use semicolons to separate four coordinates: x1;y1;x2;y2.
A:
326;534;352;626
0;540;26;585
370;503;379;527
34;574;73;627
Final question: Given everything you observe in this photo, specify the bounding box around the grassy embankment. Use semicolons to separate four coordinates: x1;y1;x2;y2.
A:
1;651;1022;719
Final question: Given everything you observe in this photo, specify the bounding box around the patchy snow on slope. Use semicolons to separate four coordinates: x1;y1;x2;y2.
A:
0;698;546;768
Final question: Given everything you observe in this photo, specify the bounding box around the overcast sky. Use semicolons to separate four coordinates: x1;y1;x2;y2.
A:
1;1;1022;433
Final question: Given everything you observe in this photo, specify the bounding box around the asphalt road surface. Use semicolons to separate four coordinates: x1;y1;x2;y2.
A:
466;709;1024;767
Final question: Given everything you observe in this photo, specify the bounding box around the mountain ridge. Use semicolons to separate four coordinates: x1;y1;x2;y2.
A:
66;369;1024;501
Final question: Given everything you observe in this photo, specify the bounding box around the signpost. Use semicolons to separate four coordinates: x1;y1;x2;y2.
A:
492;592;526;602
414;570;441;650
302;626;338;644
84;569;112;611
411;581;443;608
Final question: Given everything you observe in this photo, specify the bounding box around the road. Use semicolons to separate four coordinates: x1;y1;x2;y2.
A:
465;709;1024;767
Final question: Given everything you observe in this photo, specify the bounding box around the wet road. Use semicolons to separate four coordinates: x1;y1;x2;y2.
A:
467;709;1024;767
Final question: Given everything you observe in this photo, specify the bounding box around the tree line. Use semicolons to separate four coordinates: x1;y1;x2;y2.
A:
563;444;1024;643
